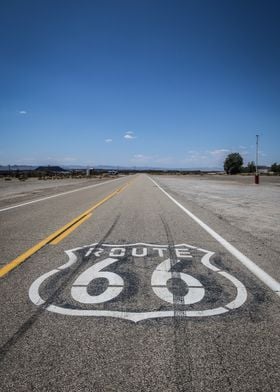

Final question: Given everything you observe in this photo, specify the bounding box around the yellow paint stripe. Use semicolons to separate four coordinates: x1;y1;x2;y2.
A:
0;181;130;278
50;213;92;245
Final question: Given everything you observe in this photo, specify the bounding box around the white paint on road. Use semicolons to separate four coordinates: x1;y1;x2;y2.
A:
132;247;148;257
149;177;280;297
28;269;59;306
151;258;205;305
0;177;124;213
29;243;248;322
71;257;124;304
220;271;248;309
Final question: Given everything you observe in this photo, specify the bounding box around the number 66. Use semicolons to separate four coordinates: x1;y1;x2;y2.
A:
151;258;205;304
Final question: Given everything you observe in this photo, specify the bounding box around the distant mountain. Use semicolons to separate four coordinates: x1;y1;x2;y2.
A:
35;166;67;172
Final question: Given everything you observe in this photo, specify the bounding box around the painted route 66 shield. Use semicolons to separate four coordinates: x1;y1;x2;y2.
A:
29;243;247;322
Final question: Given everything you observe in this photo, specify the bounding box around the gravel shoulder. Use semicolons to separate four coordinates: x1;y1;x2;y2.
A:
154;174;280;254
0;176;121;208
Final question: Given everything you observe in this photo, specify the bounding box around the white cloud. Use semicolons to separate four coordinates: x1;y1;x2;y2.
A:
154;156;173;164
209;149;230;156
130;154;173;165
19;110;27;115
209;148;250;157
182;148;231;167
124;131;136;140
105;139;113;143
60;157;78;163
131;154;151;161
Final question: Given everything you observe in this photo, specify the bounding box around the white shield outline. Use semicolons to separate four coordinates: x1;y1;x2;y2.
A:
29;243;247;322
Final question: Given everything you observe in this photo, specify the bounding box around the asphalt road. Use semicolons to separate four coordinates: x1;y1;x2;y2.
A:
0;174;279;391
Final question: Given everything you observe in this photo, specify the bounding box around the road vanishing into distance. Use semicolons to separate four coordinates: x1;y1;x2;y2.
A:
0;174;279;391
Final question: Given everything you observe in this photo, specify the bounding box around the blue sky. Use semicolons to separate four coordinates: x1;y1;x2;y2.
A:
1;0;279;168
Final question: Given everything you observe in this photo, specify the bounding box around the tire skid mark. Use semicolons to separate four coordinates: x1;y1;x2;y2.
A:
0;215;121;363
159;215;185;310
159;215;194;391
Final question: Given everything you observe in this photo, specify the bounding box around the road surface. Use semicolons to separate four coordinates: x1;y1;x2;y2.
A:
0;174;279;391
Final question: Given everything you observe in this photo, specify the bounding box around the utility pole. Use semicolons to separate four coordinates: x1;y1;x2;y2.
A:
255;134;259;184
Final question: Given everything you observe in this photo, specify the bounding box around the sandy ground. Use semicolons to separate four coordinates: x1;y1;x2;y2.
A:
156;174;280;252
0;178;95;197
0;177;119;203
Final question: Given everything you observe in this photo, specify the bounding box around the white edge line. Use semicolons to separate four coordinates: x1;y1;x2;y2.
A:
0;177;125;213
149;176;280;297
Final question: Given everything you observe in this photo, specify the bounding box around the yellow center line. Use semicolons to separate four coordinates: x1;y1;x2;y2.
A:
50;213;92;245
0;180;132;278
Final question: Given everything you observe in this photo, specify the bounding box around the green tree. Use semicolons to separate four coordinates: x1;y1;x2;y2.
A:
224;153;243;174
271;163;280;173
247;161;256;173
